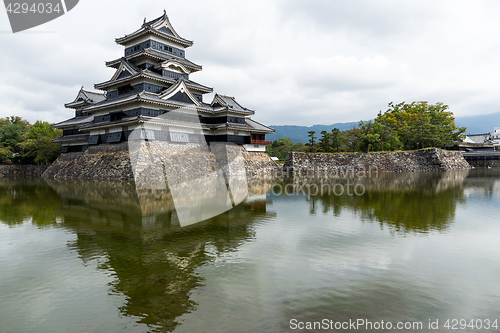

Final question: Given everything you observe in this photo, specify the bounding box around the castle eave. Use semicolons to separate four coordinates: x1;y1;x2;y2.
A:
64;101;87;109
94;72;212;94
80;116;143;131
116;28;193;48
105;49;202;72
53;115;94;129
52;133;90;143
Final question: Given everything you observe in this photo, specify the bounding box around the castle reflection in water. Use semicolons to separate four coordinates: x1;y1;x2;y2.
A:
1;169;499;331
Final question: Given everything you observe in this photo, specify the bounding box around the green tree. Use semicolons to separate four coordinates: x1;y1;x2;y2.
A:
342;128;362;152
372;115;400;151
292;141;306;153
266;137;306;160
0;116;31;163
376;102;465;150
319;130;331;152
357;121;380;152
330;128;342;152
26;120;54;140
18;121;61;164
307;131;317;146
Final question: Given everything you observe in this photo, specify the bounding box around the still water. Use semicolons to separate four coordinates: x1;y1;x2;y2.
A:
0;169;500;332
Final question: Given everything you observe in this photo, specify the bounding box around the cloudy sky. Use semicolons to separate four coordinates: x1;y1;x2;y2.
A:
1;0;500;126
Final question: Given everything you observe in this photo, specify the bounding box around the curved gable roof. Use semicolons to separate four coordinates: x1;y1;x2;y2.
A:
115;11;193;48
159;79;202;106
65;87;106;108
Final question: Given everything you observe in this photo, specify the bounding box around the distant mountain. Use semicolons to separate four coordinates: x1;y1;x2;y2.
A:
267;122;359;144
267;112;500;144
455;112;500;135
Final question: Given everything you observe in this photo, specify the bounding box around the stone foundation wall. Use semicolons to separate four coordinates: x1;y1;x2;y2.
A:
42;142;133;180
42;142;279;180
0;165;49;178
241;150;281;177
283;148;470;176
464;158;500;168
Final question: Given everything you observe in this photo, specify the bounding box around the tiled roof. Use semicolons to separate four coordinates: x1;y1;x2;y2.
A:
139;115;212;130
65;88;106;108
464;133;492;144
115;12;193;48
140;91;205;109
81;91;203;113
80;115;212;132
79;116;143;130
142;70;213;93
82;90;106;103
211;94;253;113
52;134;90;143
95;67;212;93
245;118;275;133
158;79;202;106
53;115;94;128
143;12;165;27
152;50;202;70
81;91;254;116
122;58;141;74
106;49;202;72
211;122;251;131
82;93;141;112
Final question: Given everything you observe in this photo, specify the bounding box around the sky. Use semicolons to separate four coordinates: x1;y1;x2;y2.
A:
1;0;500;126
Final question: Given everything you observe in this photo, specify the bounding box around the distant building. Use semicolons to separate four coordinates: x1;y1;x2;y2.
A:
463;133;492;144
492;127;500;140
54;11;273;153
458;132;495;152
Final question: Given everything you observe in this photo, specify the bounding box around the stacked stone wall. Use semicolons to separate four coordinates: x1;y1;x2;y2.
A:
42;142;279;180
241;150;281;177
0;165;49;178
283;148;470;176
42;142;133;180
465;158;500;168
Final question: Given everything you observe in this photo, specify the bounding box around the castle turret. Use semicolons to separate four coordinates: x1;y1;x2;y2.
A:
54;12;273;153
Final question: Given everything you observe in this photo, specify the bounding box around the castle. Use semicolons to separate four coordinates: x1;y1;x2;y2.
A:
53;11;274;153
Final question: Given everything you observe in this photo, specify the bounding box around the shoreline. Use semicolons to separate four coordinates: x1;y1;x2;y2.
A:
283;148;471;175
0;148;476;180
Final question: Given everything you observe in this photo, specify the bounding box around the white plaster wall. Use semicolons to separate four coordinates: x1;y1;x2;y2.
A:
243;144;266;152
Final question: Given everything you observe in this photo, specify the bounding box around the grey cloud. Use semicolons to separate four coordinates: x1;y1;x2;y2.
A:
278;0;441;38
1;0;500;126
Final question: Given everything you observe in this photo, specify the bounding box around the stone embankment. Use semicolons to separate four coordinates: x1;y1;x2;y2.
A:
463;154;500;168
0;165;48;178
42;142;280;180
42;143;132;180
283;148;470;176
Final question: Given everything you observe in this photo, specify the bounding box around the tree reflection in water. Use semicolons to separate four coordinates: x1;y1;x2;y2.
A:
281;170;472;234
0;179;64;227
1;169;499;331
0;177;275;332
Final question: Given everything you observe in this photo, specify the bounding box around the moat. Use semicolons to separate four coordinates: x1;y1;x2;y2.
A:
1;169;500;332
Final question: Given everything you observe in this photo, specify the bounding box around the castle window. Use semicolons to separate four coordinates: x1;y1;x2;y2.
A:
118;84;132;95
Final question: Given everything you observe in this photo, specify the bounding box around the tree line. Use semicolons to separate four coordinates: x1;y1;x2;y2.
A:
0;116;62;164
267;102;466;159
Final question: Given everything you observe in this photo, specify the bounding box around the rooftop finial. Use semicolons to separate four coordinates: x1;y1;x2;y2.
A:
143;17;146;24
163;9;166;16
